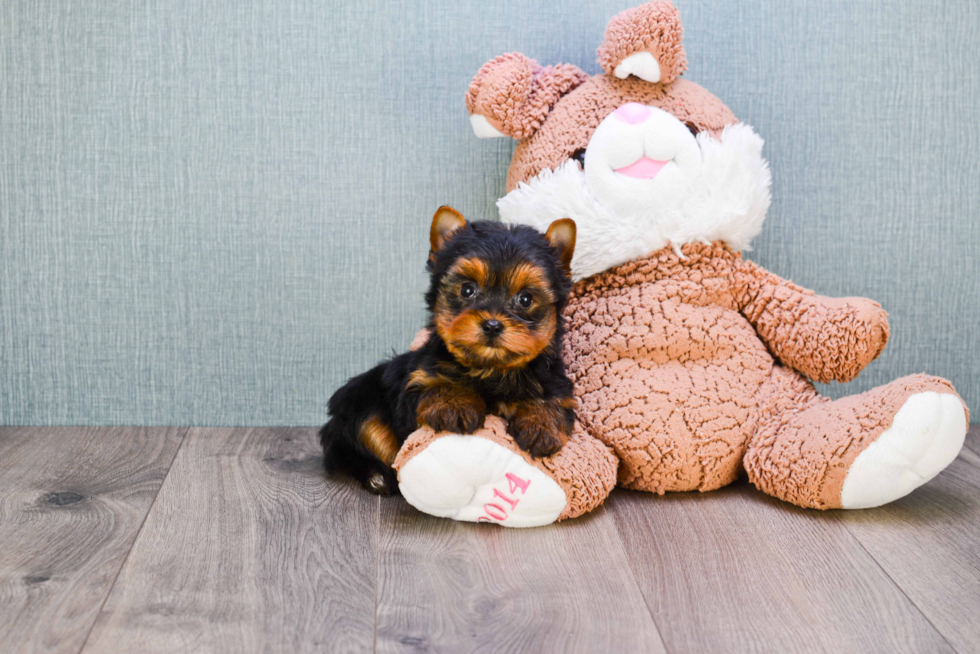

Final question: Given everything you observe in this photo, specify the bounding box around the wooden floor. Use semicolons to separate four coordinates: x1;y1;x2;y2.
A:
1;426;979;654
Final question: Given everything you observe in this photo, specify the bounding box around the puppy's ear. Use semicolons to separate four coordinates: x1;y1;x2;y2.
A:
430;206;467;254
545;218;576;275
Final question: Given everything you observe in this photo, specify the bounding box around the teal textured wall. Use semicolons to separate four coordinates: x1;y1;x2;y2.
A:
1;0;977;425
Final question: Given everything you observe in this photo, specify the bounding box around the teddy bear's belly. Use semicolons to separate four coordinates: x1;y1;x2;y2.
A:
564;293;775;493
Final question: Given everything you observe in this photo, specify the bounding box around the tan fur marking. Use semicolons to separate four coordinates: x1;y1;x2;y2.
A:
430;206;466;254
437;308;555;372
506;262;553;300
416;384;487;434
497;310;556;368
558;395;578;410
451;257;491;286
407;369;449;391
544;219;577;274
507;398;572;457
495;401;519;419
359;415;399;466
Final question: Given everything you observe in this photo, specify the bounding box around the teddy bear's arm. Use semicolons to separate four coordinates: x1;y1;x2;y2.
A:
409;327;432;351
734;259;890;384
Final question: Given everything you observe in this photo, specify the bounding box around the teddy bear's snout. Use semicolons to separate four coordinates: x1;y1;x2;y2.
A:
613;102;652;125
586;104;702;183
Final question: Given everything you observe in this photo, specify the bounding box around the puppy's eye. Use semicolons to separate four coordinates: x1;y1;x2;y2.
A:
460;282;477;299
570;148;586;169
517;291;533;308
685;121;700;137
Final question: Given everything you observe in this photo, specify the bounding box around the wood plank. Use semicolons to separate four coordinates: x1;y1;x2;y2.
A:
80;428;377;654
963;423;980;459
835;428;980;654
608;483;953;654
376;500;666;654
0;427;185;654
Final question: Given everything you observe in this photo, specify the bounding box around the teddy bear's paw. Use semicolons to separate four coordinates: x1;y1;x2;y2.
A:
840;391;967;509
397;434;567;528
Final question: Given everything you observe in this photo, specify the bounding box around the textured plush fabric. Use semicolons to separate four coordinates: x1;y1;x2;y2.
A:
597;0;687;82
471;1;970;511
503;77;736;192
0;0;977;425
736;258;890;384
563;243;967;506
465;54;589;139
745;370;966;509
407;0;968;518
394;416;618;521
497;122;772;280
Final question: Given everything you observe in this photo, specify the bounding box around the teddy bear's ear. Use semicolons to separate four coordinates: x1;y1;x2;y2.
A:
465;53;589;140
597;0;687;85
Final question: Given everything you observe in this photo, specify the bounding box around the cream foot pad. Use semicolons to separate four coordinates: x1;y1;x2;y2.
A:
841;391;967;509
393;416;618;528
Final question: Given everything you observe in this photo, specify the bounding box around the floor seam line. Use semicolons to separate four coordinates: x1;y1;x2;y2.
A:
829;508;961;653
374;496;380;654
963;425;979;455
604;499;674;654
961;440;980;468
74;426;191;654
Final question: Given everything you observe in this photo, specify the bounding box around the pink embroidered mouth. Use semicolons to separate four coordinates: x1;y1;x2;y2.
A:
614;157;669;179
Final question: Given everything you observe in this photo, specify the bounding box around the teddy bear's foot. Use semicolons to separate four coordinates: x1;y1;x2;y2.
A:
396;433;567;528
746;372;969;509
840;391;967;509
393;416;617;527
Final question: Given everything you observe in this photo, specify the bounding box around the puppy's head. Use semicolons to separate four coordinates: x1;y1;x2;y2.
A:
425;206;576;371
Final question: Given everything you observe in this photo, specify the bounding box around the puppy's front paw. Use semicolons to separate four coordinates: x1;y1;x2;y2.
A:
507;401;571;458
417;388;487;434
356;468;398;496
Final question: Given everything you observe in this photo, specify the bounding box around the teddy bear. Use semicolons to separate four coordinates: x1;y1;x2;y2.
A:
393;0;969;527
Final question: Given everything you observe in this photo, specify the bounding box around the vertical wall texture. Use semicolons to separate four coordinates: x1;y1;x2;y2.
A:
0;0;977;425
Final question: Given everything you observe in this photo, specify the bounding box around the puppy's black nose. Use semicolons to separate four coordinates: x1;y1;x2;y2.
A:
482;319;504;337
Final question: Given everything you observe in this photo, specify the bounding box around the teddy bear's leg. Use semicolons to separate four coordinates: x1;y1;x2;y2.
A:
575;362;756;495
745;368;968;509
393;416;617;527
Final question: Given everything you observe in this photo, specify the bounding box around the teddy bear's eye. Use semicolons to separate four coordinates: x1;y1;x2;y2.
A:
570;148;586;169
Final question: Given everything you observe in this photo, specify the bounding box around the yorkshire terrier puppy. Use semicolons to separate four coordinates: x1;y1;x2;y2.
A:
320;206;577;495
